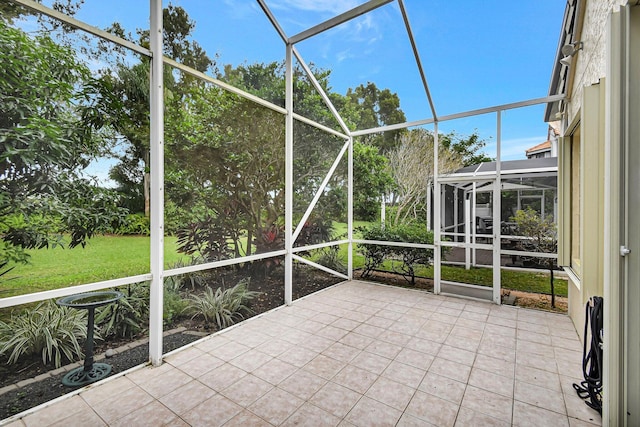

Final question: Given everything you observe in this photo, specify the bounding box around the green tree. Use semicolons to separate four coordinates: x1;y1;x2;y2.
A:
341;82;407;152
353;142;394;221
440;131;493;166
222;61;349;223
164;79;285;256
105;5;213;217
0;21;125;272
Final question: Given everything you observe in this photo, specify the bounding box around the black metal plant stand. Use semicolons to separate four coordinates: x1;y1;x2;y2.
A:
56;291;123;387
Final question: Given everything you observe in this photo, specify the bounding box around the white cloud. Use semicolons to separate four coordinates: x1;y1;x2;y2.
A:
335;49;352;63
222;0;262;19
267;0;381;44
266;0;361;15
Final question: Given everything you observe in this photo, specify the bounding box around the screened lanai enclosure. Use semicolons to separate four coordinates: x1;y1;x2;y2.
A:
436;157;558;300
0;0;565;370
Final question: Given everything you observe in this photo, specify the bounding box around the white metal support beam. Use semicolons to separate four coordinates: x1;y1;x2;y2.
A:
256;0;289;43
472;182;477;266
465;199;471;270
348;137;354;279
284;44;294;306
492;111;502;304
289;0;393;44
433;122;441;295
351;94;566;137
148;0;164;366
12;0;151;57
292;139;350;243
293;47;352;136
398;0;437;120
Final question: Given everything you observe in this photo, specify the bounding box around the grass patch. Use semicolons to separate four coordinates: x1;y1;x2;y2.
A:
1;235;184;297
357;259;567;297
1;222;566;300
331;220;372;239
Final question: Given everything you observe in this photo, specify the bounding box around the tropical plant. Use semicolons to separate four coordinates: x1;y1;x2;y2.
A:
315;246;346;274
95;284;149;338
0;300;88;367
175;215;233;262
164;259;207;292
163;286;188;327
184;280;259;330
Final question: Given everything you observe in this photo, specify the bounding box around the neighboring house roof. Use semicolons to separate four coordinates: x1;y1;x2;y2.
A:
448;158;557;193
526;140;552;156
453;157;558;176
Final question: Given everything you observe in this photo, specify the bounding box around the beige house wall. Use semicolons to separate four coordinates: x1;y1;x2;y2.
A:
566;0;626;124
562;1;625;340
557;2;639;423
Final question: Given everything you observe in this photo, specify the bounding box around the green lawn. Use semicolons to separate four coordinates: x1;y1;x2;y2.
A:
331;220;373;239
349;255;567;297
1;235;184;297
1;224;566;299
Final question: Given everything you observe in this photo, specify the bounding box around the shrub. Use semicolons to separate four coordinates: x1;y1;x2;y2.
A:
184;280;259;330
315;246;346;274
393;223;435;285
359;223;434;285
163;286;188;327
114;213;150;236
176;216;232;262
297;217;333;246
0;300;88;368
358;224;394;277
96;284;149;339
165;259;207;292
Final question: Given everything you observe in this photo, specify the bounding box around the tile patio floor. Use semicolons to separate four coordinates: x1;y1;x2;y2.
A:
2;280;602;426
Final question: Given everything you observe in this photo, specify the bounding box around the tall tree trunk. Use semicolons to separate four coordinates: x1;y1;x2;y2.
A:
143;171;150;218
246;228;253;257
143;152;150;218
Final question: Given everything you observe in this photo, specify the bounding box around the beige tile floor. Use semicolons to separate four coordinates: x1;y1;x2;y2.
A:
2;281;602;427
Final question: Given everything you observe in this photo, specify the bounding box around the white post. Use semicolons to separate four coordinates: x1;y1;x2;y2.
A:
348;137;353;279
492;111;502;304
433;123;441;294
472;182;477;266
148;0;164;366
426;180;432;231
465;198;471;270
453;188;459;242
380;194;385;228
284;44;293;305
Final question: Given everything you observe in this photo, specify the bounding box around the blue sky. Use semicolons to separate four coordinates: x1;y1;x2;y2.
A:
50;0;564;163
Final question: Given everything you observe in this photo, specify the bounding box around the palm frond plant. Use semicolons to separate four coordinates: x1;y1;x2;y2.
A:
0;300;89;368
95;283;149;338
184;280;259;330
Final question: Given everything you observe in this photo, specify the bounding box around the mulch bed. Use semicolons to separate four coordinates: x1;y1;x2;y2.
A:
0;265;341;421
